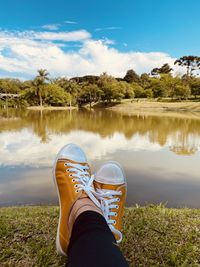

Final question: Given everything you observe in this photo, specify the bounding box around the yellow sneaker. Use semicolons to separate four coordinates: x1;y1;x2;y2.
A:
94;161;127;243
53;144;98;255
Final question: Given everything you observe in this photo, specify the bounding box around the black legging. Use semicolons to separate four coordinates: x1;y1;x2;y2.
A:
67;211;129;267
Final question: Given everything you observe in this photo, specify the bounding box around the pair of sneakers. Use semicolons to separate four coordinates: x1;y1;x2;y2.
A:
53;144;127;256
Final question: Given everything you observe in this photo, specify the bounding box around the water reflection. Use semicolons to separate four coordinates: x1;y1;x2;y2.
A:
0;109;200;207
1;109;200;155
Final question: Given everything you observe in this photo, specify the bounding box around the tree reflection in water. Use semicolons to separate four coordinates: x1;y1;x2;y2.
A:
0;108;199;155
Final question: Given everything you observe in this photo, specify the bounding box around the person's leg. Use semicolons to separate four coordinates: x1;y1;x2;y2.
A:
53;144;128;266
67;210;129;267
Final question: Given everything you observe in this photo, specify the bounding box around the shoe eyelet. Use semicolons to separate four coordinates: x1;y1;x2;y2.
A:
75;189;79;193
113;220;116;225
117;198;120;202
74;184;78;188
116;205;119;209
69;174;73;177
119;191;122;195
67;169;70;172
72;179;75;183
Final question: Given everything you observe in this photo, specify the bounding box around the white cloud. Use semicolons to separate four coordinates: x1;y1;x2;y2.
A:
0;29;91;42
77;40;177;77
42;24;61;31
64;20;77;24
95;26;121;31
0;29;181;79
33;30;91;41
99;38;115;45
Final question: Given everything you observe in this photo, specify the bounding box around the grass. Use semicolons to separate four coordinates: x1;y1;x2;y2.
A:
109;99;200;113
0;205;200;266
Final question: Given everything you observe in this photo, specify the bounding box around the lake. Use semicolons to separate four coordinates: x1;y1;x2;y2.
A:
0;108;200;207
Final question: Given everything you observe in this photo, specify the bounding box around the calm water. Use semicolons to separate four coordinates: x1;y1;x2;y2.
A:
0;108;200;207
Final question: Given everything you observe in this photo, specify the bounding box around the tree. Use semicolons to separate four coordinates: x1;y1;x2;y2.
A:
144;89;153;98
71;75;99;84
44;84;71;106
0;79;22;94
0;79;20;109
118;81;135;98
151;68;160;76
80;83;101;108
160;74;181;97
34;69;50;107
174;56;200;77
124;69;140;83
171;84;191;99
190;78;200;98
55;78;81;107
159;63;173;74
32;78;45;107
140;73;151;88
36;69;49;88
97;73;125;102
151;63;172;76
149;79;168;98
131;83;145;98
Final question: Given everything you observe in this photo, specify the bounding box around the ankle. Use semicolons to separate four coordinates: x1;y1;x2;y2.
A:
68;198;102;233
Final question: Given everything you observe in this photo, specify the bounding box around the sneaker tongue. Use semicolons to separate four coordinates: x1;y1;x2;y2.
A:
95;181;120;191
79;192;89;199
64;159;91;174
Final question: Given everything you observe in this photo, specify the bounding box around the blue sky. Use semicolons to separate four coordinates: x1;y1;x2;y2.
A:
0;0;199;79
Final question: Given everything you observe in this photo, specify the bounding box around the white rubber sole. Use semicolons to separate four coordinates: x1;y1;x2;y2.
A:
52;144;74;256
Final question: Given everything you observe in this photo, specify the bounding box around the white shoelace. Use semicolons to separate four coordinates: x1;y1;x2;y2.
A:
65;162;100;207
95;188;123;243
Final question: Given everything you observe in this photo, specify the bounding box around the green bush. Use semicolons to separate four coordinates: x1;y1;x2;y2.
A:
44;84;71;106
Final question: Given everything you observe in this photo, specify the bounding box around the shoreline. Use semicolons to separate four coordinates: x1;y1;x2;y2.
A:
26;100;200;112
27;106;77;110
106;100;200;120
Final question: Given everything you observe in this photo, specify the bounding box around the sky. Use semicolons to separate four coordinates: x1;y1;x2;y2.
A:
0;0;199;79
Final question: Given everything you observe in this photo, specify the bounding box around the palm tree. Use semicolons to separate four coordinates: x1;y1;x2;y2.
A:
37;69;49;83
34;69;49;107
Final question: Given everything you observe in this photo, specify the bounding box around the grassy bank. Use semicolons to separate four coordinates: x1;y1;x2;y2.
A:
1;205;200;266
10;99;200;112
27;106;77;111
108;99;200;113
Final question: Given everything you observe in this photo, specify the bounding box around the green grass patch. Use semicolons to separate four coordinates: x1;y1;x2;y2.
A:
1;205;200;266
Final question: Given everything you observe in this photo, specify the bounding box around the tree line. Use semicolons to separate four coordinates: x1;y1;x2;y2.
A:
0;55;200;108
